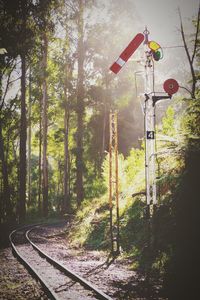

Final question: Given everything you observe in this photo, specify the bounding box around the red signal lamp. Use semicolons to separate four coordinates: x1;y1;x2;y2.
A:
163;78;179;95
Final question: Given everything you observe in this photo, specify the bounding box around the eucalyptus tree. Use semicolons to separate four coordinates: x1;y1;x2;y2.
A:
75;0;85;206
0;114;11;222
0;0;37;222
54;2;77;213
0;0;58;221
62;0;95;206
0;50;16;222
31;0;58;217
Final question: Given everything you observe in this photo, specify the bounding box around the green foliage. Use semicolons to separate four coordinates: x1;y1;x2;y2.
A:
68;147;145;250
181;95;200;143
84;215;110;250
120;199;147;253
161;106;175;136
68;196;109;248
126;148;144;186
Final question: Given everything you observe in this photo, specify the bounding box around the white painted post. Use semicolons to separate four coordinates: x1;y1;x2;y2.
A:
143;27;157;206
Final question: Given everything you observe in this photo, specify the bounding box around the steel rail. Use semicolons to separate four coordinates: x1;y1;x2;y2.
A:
9;226;58;300
26;226;113;300
9;224;113;300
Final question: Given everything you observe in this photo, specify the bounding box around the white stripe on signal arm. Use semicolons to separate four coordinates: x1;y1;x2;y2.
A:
116;57;126;67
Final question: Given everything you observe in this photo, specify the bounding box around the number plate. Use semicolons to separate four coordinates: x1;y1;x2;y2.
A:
147;131;154;139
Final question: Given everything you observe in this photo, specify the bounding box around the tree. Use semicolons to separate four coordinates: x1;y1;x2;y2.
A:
0;119;11;221
75;0;85;206
34;0;57;216
57;2;75;213
0;0;35;222
179;4;200;99
41;31;48;217
63;59;73;213
0;51;16;222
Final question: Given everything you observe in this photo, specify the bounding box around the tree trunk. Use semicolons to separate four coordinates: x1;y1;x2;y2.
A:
42;32;48;217
63;60;71;214
76;0;84;207
63;99;71;213
0;118;12;222
38;95;42;214
0;178;3;224
27;68;32;206
19;53;27;223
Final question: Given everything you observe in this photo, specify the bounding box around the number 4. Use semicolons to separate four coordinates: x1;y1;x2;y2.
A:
147;131;154;139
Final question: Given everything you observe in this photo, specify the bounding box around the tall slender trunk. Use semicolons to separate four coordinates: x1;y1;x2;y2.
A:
57;160;61;197
0;178;3;223
76;0;84;207
38;96;42;213
63;99;71;213
0;118;12;221
42;32;48;217
19;54;27;223
27;68;32;206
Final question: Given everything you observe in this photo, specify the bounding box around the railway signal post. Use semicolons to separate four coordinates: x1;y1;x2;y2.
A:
143;27;158;210
142;28;179;212
109;27;179;244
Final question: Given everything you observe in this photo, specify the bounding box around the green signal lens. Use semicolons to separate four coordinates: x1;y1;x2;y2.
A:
153;49;163;61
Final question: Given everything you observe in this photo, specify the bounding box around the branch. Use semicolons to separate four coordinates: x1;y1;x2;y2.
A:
191;2;200;63
178;8;192;65
179;85;193;97
178;7;197;98
65;1;77;14
0;63;17;111
132;191;146;198
1;59;14;77
8;76;21;85
2;59;21;77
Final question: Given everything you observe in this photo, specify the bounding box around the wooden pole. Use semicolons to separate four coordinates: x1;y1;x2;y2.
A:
109;111;113;254
109;111;120;255
114;112;120;254
28;67;32;207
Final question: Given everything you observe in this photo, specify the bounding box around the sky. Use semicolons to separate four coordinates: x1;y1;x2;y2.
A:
97;0;199;88
134;0;199;45
131;0;199;94
4;0;199;101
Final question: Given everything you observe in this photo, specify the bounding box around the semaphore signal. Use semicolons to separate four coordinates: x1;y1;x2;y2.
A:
110;33;144;74
109;27;179;213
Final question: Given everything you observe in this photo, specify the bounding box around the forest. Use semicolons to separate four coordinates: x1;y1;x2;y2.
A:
0;0;200;299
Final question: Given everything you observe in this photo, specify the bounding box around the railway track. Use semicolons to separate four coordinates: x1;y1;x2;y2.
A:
9;224;113;300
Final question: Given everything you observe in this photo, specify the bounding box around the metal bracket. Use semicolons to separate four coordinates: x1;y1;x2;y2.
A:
152;94;171;106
